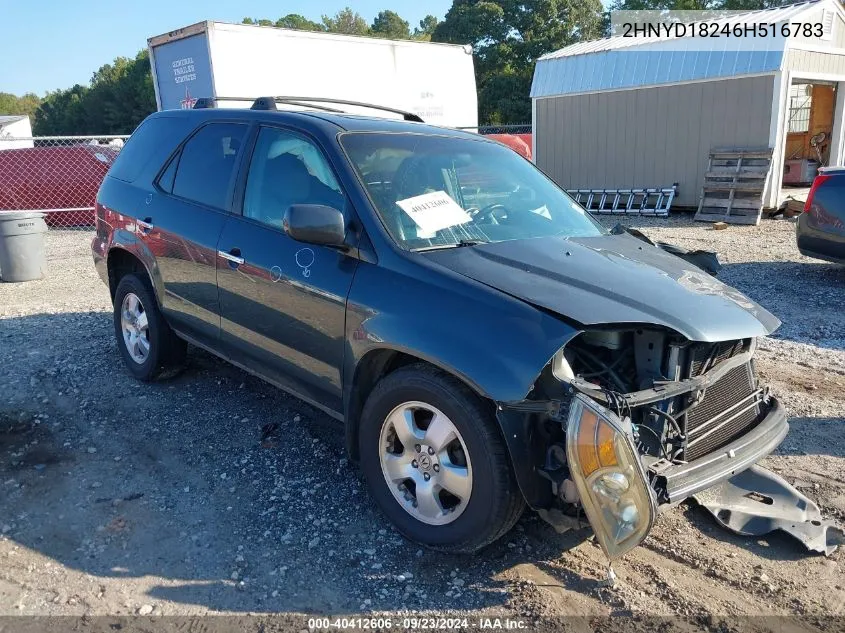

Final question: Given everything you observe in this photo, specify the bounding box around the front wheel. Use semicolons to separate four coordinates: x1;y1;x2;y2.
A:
359;364;525;553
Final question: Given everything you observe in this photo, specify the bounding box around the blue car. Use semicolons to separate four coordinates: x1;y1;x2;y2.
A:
798;168;845;264
92;97;786;558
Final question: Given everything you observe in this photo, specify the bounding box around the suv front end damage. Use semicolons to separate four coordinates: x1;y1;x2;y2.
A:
503;326;791;559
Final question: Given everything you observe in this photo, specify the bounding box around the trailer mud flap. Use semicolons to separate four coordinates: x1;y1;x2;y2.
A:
692;464;844;556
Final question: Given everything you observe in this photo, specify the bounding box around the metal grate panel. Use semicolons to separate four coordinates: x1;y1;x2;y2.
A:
687;339;746;378
684;362;762;461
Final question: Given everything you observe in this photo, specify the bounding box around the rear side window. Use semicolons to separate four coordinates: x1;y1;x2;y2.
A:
157;155;178;193
108;116;188;184
172;122;248;210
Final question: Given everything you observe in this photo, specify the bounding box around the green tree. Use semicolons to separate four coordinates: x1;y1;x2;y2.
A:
371;10;411;39
607;1;788;10
322;7;370;35
32;50;155;135
434;0;604;124
0;92;41;118
608;0;708;8
413;15;440;40
274;14;325;31
242;17;278;26
32;85;89;136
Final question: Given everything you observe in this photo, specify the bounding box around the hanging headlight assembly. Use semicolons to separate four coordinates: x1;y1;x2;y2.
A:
566;393;657;559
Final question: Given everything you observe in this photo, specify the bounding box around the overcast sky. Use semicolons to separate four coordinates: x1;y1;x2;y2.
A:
1;0;453;96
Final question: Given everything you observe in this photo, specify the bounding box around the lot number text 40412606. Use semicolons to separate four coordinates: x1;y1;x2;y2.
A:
307;616;528;630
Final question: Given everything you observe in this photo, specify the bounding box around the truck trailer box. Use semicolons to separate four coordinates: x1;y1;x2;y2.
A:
148;21;478;128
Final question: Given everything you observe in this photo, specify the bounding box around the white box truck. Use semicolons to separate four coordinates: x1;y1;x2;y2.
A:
147;21;478;128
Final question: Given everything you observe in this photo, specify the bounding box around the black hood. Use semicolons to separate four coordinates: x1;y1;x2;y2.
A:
422;233;780;342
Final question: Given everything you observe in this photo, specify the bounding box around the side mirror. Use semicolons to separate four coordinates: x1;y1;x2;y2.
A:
283;204;346;248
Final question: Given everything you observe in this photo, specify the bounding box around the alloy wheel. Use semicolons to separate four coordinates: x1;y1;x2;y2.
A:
120;292;150;364
378;401;473;526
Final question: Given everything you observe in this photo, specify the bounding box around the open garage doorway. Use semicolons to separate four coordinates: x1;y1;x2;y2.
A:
782;81;837;187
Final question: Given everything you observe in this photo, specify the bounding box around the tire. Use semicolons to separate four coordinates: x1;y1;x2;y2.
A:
359;363;525;553
113;273;187;381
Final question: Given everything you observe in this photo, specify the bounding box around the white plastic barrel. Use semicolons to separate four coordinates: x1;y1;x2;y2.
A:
0;212;48;282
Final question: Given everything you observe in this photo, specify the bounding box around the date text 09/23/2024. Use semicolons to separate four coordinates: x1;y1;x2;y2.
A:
308;617;527;630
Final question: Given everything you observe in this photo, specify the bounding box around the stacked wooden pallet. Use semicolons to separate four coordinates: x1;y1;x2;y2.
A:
694;148;773;225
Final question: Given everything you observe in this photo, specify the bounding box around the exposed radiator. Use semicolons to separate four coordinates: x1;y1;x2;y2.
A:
688;339;745;377
682;341;763;461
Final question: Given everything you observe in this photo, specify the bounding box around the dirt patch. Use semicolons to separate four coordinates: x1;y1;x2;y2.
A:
0;222;843;626
0;411;70;472
756;356;845;401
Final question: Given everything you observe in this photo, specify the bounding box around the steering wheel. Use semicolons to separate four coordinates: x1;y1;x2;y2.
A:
469;203;507;224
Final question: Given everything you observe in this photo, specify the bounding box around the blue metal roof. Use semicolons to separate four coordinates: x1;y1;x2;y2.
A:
531;48;783;98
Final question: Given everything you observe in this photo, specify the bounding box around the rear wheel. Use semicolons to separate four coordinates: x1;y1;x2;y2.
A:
113;273;186;381
359;364;524;553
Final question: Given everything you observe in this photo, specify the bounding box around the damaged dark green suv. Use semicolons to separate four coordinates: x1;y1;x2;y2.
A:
92;98;790;559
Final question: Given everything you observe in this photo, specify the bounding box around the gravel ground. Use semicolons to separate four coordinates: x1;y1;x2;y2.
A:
1;216;843;628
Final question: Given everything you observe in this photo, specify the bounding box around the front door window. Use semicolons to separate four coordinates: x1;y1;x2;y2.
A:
243;128;344;228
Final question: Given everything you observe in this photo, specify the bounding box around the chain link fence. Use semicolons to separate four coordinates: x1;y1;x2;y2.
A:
456;124;532;134
0;126;532;232
0;135;129;230
456;124;533;160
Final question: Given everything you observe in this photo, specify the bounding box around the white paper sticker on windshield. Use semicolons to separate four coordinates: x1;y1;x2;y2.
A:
395;191;472;235
530;204;551;220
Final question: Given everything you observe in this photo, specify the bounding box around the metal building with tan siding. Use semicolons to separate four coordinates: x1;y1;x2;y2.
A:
531;0;845;210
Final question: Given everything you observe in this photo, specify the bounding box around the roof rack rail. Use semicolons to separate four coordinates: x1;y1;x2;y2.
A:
192;96;257;109
192;97;219;109
274;97;424;122
193;95;424;122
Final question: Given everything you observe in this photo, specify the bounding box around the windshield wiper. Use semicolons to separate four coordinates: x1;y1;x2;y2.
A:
414;239;484;252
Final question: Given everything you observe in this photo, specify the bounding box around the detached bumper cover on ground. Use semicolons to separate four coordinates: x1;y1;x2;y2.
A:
694;464;845;556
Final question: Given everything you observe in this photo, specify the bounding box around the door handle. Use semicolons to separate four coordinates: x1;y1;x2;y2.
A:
218;249;245;266
136;217;154;232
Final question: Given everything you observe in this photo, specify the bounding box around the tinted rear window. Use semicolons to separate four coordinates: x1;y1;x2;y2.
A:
157;154;178;193
172;122;249;210
108;116;189;184
813;176;845;210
